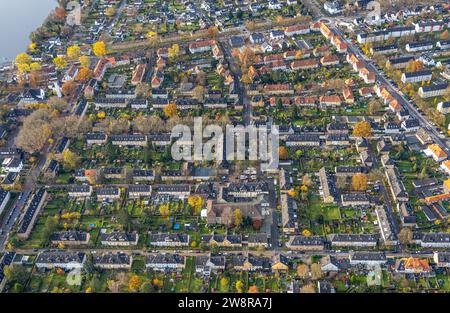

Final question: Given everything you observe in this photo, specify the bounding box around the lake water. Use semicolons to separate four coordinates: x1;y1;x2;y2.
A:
0;0;57;62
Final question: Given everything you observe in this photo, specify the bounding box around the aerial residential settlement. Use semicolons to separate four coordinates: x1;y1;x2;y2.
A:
0;0;450;295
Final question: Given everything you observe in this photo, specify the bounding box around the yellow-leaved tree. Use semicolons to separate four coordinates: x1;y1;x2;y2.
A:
53;56;67;70
164;103;178;118
67;45;81;61
92;41;106;57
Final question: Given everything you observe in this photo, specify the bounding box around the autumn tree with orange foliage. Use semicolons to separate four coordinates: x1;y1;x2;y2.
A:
352;121;372;138
128;275;142;292
278;146;288;160
164;103;178;118
62;80;77;98
76;68;92;82
351;173;368;191
248;285;259;293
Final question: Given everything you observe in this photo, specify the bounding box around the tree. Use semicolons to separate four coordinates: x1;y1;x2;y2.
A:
235;280;244;293
367;98;383;115
135;83;151;98
398;227;413;245
220;277;229;291
248;285;259;293
164;103;178;118
62;80;77;98
146;31;158;41
278;146;288;160
76;68;92;82
105;7;116;17
128;275;142;292
352;121;372;138
207;26;219;39
48;96;69;112
296;264;309;279
16;109;53;153
53;56;67;70
28;42;37;53
79;55;91;68
63;149;80;169
300;284;316;293
192;86;205;102
302;174;313;187
234;209;243;228
287;189;298;197
351;173;368;191
406;60;423;72
92;41;107;57
187;195;204;214
67;45;81;61
441;30;450;40
159;203;170;216
168;44;180;61
310;263;323;280
15;53;32;65
3;264;28;286
30;62;42;71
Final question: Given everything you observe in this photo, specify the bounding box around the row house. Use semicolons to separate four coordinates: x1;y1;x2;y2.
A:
110;134;147;147
401;70;432;84
156;184;191;198
195;255;226;274
319;167;336;203
86;132;108;145
50;231;90;246
284;24;310;37
280;194;298;234
437;101;450;114
385;167;409;202
418;83;448;98
349;252;387;266
188;39;215;54
321;55;340;66
131;63;146;85
263;84;293;95
130;98;148;109
132;169;155;182
100;231;139;246
386;56;415;69
329;234;378;247
67;185;92;198
286;236;325;251
425;143;448;162
128;184;152;198
200;234;242;248
93;252;132;270
36;251;86;271
146;254;185;271
341;193;370;207
359;67;376;84
405;41;434;52
290;58;319;70
96;186;121;201
319;95;341;107
325;134;350;146
17;189;47;239
285;134;320;147
414;21;446;33
342;87;355;104
94;98;127;109
149;233;190;247
370;44;398;55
